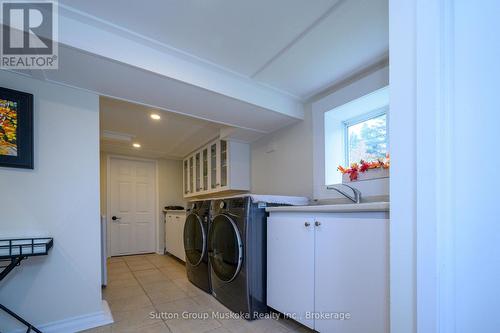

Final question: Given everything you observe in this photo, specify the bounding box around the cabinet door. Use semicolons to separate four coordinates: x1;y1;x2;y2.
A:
267;214;315;329
177;215;186;261
195;151;201;193
183;160;189;195
172;214;186;261
165;215;174;254
219;140;228;188
188;156;194;194
202;147;208;192
314;216;389;333
210;142;218;190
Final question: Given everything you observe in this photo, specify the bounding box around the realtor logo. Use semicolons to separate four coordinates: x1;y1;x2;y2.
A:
1;0;58;69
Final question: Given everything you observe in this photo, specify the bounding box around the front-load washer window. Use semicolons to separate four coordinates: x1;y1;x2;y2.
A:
184;213;205;266
208;214;243;282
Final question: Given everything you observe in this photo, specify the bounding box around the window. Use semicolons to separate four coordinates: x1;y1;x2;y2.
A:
312;67;389;199
321;86;389;186
344;110;387;165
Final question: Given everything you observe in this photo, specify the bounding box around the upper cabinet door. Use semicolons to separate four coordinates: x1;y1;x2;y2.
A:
183;139;249;198
188;155;194;194
183;159;189;195
219;140;228;188
202;147;209;192
314;216;389;333
267;214;315;329
195;151;201;193
210;142;218;190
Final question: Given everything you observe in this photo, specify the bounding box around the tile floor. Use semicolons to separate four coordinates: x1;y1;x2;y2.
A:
81;254;312;333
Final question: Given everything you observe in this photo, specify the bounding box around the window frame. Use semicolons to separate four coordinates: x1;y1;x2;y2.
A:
311;67;390;200
343;106;389;166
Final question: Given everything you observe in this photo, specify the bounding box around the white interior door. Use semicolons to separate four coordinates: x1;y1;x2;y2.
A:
109;157;156;256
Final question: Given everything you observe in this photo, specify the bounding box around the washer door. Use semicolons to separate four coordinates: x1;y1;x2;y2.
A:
183;213;206;267
208;214;243;283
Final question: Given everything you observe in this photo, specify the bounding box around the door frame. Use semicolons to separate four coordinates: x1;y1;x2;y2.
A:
106;154;160;256
389;0;455;332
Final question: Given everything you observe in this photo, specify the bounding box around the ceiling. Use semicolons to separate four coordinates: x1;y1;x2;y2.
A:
9;0;388;154
100;97;226;159
59;0;388;100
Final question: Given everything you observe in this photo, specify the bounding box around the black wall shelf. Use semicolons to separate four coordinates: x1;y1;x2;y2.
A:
0;237;54;333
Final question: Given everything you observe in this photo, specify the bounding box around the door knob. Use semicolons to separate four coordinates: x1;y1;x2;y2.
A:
315;221;321;227
112;216;121;221
304;222;311;227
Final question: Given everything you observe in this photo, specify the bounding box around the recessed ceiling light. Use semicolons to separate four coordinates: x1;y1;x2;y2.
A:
150;113;161;120
132;143;141;148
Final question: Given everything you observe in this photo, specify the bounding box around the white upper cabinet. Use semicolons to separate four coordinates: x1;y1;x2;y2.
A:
183;139;250;198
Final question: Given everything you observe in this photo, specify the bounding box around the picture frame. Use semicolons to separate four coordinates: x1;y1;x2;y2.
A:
0;87;34;169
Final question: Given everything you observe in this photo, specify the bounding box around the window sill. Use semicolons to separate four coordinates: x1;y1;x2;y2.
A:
342;168;389;183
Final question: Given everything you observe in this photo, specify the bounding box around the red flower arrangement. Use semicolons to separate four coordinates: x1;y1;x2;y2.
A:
337;154;390;181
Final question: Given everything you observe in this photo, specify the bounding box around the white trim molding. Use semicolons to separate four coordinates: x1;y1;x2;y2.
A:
8;301;113;333
390;0;456;333
388;0;417;331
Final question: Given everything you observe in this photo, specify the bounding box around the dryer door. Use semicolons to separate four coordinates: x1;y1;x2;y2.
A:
208;214;243;282
183;213;206;266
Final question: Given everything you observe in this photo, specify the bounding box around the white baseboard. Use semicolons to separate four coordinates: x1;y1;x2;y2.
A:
8;300;113;333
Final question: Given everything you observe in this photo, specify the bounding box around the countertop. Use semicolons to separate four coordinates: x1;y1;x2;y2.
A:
163;210;187;214
265;201;389;213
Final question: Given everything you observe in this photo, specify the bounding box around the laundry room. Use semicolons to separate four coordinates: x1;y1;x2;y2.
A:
1;1;497;333
96;68;389;332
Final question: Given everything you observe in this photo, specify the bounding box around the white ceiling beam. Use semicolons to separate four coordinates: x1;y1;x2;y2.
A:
57;5;305;120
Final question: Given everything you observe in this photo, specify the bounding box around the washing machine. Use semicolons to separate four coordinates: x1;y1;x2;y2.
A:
208;196;268;319
183;200;211;293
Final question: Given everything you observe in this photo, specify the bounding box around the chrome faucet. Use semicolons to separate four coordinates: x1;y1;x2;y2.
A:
326;184;362;204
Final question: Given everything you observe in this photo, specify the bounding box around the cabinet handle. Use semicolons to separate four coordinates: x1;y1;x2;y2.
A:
304;222;310;227
315;221;321;227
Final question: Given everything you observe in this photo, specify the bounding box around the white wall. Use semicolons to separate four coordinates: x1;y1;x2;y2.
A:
453;1;499;332
389;0;416;331
251;104;313;197
157;158;185;252
251;66;389;200
157;158;185;209
0;71;105;331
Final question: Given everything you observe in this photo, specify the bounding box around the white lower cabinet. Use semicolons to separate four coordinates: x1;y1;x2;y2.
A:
267;212;389;333
165;211;186;261
267;214;315;328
